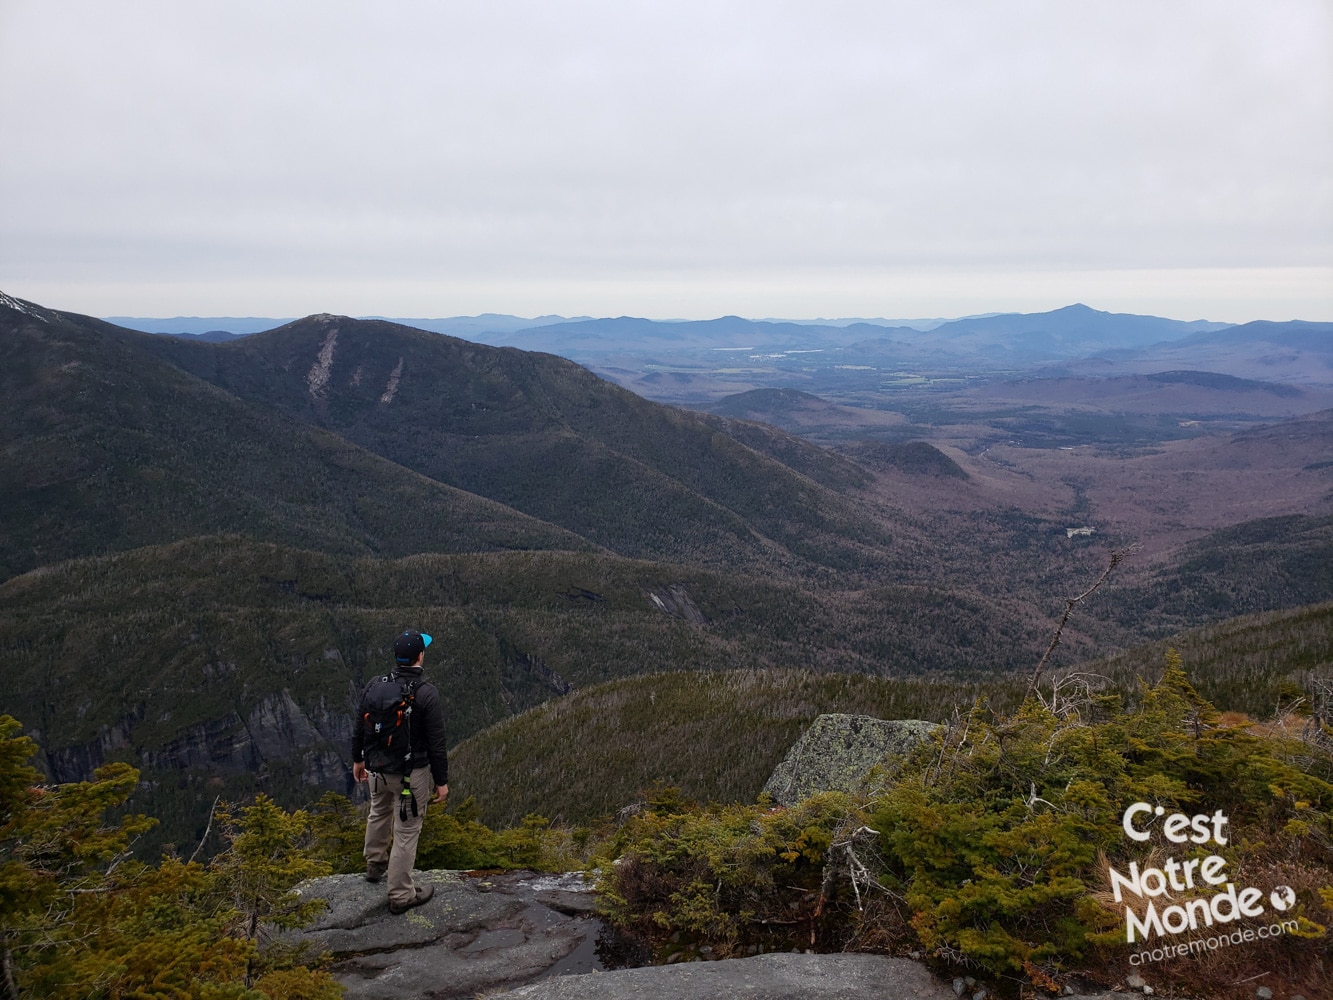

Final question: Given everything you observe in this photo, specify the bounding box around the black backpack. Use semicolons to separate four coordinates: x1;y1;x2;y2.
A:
360;674;420;775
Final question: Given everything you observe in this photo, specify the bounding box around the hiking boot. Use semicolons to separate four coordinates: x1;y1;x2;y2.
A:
388;883;434;915
364;861;388;883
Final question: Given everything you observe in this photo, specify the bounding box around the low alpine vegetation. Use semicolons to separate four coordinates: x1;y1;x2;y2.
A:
596;658;1333;999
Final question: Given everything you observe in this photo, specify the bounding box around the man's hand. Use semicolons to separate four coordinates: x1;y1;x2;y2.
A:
434;783;449;804
353;762;368;783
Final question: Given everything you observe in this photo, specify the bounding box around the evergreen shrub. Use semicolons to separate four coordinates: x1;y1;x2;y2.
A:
598;659;1333;996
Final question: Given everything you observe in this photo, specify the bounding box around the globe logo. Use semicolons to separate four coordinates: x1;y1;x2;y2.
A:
1270;885;1296;911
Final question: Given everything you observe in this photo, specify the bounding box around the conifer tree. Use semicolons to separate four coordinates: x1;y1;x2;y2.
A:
211;796;331;989
0;716;342;999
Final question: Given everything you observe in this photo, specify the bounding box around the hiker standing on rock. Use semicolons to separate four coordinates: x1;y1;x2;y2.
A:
352;629;449;914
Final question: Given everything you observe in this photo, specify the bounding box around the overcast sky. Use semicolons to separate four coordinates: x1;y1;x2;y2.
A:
1;1;1329;321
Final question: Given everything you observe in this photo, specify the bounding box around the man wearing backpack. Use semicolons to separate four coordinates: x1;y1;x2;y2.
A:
352;629;449;914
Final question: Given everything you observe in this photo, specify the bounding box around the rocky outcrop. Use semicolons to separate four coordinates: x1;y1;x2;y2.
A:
243;689;349;789
247;689;325;761
286;868;1126;1000
644;584;709;624
139;712;259;773
42;713;140;782
43;689;353;793
491;952;957;999
285;869;618;1000
491;960;1128;1000
762;714;938;807
517;653;573;696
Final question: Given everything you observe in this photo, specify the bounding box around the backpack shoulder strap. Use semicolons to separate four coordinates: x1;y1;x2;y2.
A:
391;672;421;697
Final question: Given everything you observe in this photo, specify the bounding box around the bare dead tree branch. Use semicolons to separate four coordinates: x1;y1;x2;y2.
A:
1024;548;1131;703
189;795;222;864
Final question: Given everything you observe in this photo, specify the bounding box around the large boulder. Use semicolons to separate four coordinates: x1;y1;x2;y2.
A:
762;714;938;806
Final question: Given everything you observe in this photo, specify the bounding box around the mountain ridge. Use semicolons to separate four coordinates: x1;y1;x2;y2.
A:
125;311;890;573
0;298;595;581
97;301;1249;350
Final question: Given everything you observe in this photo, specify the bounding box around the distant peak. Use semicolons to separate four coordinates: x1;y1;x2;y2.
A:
0;291;52;323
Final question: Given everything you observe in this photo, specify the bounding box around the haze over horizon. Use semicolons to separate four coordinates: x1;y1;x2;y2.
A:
1;1;1329;323
92;301;1287;336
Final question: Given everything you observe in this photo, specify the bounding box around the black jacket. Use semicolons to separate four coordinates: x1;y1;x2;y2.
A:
352;665;449;786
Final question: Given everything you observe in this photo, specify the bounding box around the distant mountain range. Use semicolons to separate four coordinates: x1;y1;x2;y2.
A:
492;304;1238;359
101;304;1333;382
104;302;1243;352
102;311;949;339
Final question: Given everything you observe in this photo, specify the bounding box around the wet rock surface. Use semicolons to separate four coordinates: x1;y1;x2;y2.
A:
762;714;938;806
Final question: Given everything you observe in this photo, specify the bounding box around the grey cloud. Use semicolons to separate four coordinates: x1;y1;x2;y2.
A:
0;0;1328;318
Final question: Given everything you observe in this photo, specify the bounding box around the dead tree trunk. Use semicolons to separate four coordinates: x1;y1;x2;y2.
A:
1024;548;1128;703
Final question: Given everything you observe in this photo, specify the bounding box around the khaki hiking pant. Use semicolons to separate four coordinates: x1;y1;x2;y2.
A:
364;766;434;907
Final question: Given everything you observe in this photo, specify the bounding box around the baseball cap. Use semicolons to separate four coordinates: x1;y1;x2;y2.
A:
394;630;433;664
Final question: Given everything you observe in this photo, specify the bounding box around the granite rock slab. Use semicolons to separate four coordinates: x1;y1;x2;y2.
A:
285;869;605;1000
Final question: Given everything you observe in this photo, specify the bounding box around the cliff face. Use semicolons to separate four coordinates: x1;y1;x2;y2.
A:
240;690;352;790
42;713;141;784
42;689;355;795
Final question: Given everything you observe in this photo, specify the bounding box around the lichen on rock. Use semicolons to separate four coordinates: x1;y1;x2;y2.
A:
761;713;938;807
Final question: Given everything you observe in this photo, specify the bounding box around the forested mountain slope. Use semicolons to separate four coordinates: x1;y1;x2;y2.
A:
0;535;1046;768
0;534;1049;851
0;297;590;581
130;312;888;572
451;599;1333;827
